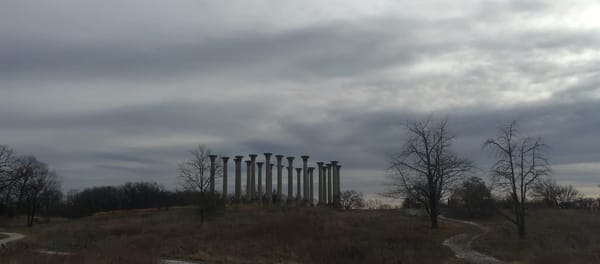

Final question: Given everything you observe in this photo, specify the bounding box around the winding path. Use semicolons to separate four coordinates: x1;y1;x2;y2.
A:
440;216;504;264
0;232;201;263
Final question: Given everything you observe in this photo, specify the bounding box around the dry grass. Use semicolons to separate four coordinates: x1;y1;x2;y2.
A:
1;206;462;263
473;209;600;264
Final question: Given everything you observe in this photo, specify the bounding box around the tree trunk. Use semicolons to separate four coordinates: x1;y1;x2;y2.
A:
430;200;439;229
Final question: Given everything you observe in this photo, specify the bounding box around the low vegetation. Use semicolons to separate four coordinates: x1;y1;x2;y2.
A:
1;205;462;264
474;209;600;264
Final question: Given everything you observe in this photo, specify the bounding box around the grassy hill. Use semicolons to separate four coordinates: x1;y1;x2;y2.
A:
1;205;462;263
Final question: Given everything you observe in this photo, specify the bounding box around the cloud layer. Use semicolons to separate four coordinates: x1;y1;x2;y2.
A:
1;0;599;196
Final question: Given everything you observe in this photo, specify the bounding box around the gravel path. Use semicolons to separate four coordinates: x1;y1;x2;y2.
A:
440;216;505;264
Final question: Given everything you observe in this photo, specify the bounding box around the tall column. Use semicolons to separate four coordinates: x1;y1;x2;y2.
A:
317;162;324;205
331;161;339;206
257;162;264;203
276;155;284;202
327;164;332;205
301;156;309;202
336;164;342;207
234;156;243;201
308;167;314;206
295;168;302;202
269;164;274;202
286;157;294;202
221;157;230;199
264;153;272;204
209;155;217;194
245;160;252;199
249;154;257;201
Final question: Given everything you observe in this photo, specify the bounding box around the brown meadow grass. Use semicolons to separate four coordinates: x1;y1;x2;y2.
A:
473;209;600;264
1;205;462;264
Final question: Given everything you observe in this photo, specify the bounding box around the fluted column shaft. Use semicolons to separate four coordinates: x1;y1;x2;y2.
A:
326;164;332;205
257;162;263;203
234;156;243;201
276;155;284;202
301;156;309;201
249;154;257;201
308;167;314;206
264;153;272;204
209;155;217;194
295;168;302;202
317;162;324;205
336;164;341;206
221;157;229;199
331;161;339;206
245;160;252;199
286;157;294;202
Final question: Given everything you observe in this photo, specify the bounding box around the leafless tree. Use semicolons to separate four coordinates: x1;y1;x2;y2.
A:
388;119;472;228
339;190;364;210
11;156;59;226
484;121;550;239
177;145;222;223
177;145;221;193
0;145;16;191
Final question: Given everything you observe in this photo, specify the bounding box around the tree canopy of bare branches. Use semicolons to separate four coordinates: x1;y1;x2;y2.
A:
484;121;550;238
339;190;364;210
177;145;221;193
388;119;472;228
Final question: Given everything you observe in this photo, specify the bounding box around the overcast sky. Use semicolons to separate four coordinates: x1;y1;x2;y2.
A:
1;0;599;197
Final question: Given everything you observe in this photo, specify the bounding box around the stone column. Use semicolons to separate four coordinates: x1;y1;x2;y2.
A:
264;153;272;204
336;164;342;207
269;164;274;202
221;157;229;199
295;168;302;202
257;162;263;203
245;160;252;199
276;155;284;202
326;163;332;205
209;155;217;194
317;162;324;205
331;161;338;206
286;156;294;202
234;156;243;201
301;155;309;202
249;154;257;200
308;167;314;206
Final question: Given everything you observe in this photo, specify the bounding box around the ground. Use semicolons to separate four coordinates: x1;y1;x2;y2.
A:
0;205;462;264
473;209;600;264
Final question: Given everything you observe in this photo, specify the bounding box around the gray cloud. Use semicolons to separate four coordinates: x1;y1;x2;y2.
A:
1;0;599;196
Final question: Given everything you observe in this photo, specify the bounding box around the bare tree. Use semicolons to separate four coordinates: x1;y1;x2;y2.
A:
484;121;550;239
388;119;472;228
177;145;221;193
339;190;364;210
12;156;59;226
177;145;221;223
0;145;15;191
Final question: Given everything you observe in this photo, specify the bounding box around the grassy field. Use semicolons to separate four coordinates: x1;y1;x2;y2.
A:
0;206;463;264
473;209;600;264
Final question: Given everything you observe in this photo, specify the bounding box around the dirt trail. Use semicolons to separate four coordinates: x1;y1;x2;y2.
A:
441;216;505;264
0;232;202;263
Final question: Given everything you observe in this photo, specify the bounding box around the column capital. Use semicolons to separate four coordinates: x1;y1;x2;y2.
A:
301;155;309;160
330;161;338;165
295;168;302;173
286;156;295;162
221;156;230;162
249;154;258;159
209;155;218;160
308;167;315;171
264;153;273;157
275;154;284;159
257;162;264;166
234;155;244;160
316;162;324;166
